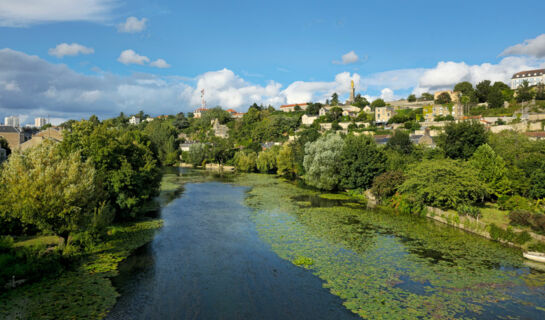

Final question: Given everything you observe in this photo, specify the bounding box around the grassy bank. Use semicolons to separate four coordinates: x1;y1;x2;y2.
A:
0;219;162;320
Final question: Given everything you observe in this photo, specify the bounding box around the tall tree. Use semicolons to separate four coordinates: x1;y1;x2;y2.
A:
407;94;417;102
331;92;339;106
476;80;492;103
517;80;534;103
386;129;413;154
438;121;487;160
454;81;477;103
435;92;452;104
303;134;344;190
487;86;505;109
339;135;387;190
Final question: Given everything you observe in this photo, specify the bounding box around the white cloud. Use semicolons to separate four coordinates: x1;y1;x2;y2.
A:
0;0;117;27
282;72;360;103
333;50;359;65
117;16;147;33
380;88;395;101
412;56;545;95
117;49;150;65
150;59;171;69
501;34;545;58
48;43;94;58
2;80;21;92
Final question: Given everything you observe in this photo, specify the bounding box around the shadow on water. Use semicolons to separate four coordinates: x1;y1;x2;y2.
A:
107;174;358;320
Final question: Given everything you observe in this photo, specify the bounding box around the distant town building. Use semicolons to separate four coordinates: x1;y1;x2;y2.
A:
422;104;464;121
211;119;229;138
34;117;47;128
193;107;208;118
301;114;318;125
226;109;244;119
19;127;63;151
511;69;545;89
375;106;395;124
362;106;372;113
345;80;356;104
4;116;19;128
279;103;309;112
129;116;141;125
433;90;460;103
0;125;24;149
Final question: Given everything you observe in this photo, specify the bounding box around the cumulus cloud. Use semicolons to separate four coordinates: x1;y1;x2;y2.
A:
150;59;171;69
48;43;94;58
117;49;150;65
0;0;117;27
380;88;395;101
333;50;359;64
412;56;545;95
501;34;545;58
117;16;147;33
282;72;361;103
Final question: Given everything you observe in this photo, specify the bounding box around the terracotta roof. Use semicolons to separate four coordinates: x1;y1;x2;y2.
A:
280;103;309;108
525;132;545;137
512;69;545;79
226;109;237;113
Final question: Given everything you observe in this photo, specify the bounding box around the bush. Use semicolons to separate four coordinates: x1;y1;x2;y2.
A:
488;224;530;244
500;195;533;212
457;204;482;219
371;171;405;200
508;210;533;226
0;236;14;253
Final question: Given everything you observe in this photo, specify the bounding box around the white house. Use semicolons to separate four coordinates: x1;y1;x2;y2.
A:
511;69;545;89
301;114;318;125
129;116;141;125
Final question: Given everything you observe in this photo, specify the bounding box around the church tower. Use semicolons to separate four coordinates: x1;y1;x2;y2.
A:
348;80;355;103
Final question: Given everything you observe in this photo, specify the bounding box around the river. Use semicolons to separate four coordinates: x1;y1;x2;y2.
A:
107;168;545;319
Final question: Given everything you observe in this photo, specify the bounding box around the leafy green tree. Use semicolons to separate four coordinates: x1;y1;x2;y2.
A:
407;94;416;102
536;83;545;100
234;151;257;172
292;127;321;176
438;121;487;159
353;94;370;108
529;170;545;199
188;143;207;167
386;129;413;154
173;112;190;130
517;80;534;103
339;134;387;189
476;80;491;103
454;81;477;102
435;92;452;105
328;107;343;122
294;105;302;112
0;136;11;156
469;144;511;197
399;159;487;210
144;120;179;166
421;92;434;101
306;103;322;115
487;86;505;109
209;137;234;165
303;134;344;190
372;171;405;200
256;147;278;173
0;141;106;244
331;93;339;106
371;98;386;108
61;119;161;218
276;144;297;178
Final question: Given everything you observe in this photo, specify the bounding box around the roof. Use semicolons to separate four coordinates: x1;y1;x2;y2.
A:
512;69;545;79
194;107;208;112
280;103;309;108
0;125;20;133
226;109;237;113
525;132;545;138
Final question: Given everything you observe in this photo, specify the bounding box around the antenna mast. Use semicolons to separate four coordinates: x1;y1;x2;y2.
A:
201;89;206;109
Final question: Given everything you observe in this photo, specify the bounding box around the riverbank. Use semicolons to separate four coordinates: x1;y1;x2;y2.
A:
0;219;163;319
179;162;235;172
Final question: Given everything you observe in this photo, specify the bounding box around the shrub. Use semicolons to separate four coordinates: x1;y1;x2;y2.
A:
532;214;545;233
371;171;405;200
457;204;482;219
501;195;533;212
0;236;14;253
508;210;533;227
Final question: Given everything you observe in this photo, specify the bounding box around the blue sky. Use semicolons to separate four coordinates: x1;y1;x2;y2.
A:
1;0;545;124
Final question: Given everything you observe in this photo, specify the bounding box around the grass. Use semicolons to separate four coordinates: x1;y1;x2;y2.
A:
13;235;62;248
0;219;163;320
319;193;351;200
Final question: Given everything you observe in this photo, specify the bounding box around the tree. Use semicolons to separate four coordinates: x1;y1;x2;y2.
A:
276;144;297;178
476;80;491;103
487;86;505;109
339;134;387;190
421;92;434;101
517;80;534;103
234;151;257;172
0;137;11;156
529;170;545;199
144;120;179;166
173;113;190;130
331;93;339;106
294;105;302;112
256;147;278;173
386;129;413;154
399;159;487;210
454;81;477;103
460;95;471;115
371;98;386;108
372;171;405;200
328;107;343;122
435;92;452;105
209;137;234;165
407;94;416;102
353;94;370;108
306;103;322;115
188;143;207;167
303;134;344;190
0;141;107;244
536;83;545;100
438;121;487;159
470;144;511;197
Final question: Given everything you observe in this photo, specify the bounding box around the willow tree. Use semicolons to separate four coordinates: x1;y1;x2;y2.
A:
303;134;344;190
0;141;103;244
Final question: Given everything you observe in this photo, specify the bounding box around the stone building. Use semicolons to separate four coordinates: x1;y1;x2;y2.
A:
511;69;545;89
0;125;24;149
375;106;395;124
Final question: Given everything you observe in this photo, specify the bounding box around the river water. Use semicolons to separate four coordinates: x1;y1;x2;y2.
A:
107;169;545;319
